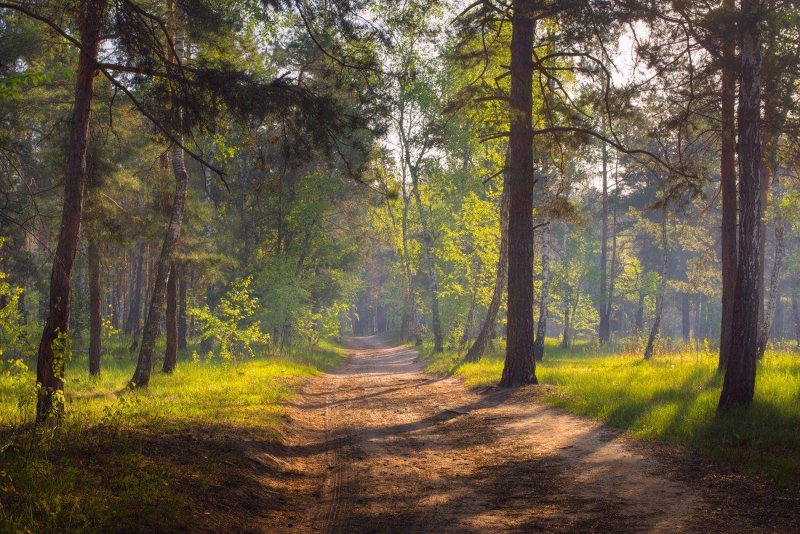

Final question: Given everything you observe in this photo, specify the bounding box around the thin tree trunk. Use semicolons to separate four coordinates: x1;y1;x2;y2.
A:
644;213;669;361
465;172;509;362
561;293;571;349
411;180;443;352
635;292;645;333
598;137;610;344
88;237;102;376
35;0;106;420
757;220;784;358
163;264;179;373
459;288;477;353
131;4;189;387
718;0;737;371
401;194;421;345
178;272;188;350
681;293;691;342
126;241;145;351
719;0;764;412
791;281;800;347
131;139;188;387
533;221;551;361
501;0;537;387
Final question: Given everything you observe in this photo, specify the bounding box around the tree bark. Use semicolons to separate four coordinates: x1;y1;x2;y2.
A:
163;264;179;373
644;213;668;361
131;140;188;387
791;281;800;347
465;173;509;362
178;272;188;350
718;0;737;371
126;241;145;351
757;214;784;359
561;293;571;349
681;293;691;342
35;0;106;420
500;0;537;387
411;180;443;352
719;0;764;412
533;221;550;361
88;237;102;376
459;288;477;353
598;138;610;344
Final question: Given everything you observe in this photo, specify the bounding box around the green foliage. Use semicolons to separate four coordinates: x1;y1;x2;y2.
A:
189;276;270;361
0;260;30;360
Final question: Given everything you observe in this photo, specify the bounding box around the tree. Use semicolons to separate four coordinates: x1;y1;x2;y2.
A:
26;0;108;420
718;0;765;413
501;0;537;387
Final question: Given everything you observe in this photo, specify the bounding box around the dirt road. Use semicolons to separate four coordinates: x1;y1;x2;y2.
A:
255;336;797;533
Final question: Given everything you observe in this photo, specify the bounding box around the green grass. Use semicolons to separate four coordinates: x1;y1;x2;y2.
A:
422;338;800;491
0;337;345;532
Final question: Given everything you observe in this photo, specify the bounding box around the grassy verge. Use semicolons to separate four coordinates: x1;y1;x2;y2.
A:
422;338;800;491
0;338;345;532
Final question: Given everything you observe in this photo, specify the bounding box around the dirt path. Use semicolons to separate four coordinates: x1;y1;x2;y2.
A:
255;336;797;533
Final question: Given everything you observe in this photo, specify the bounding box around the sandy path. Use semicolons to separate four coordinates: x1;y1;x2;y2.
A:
256;336;797;533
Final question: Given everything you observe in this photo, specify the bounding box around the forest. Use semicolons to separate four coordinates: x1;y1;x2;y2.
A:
1;0;799;532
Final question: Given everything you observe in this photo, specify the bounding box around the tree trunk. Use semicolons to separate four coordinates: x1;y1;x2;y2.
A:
35;0;106;420
635;292;645;333
718;0;737;371
719;0;763;412
757;220;784;359
644;213;668;361
163;264;179;373
411;180;443;352
401;192;421;345
178;272;188;350
598;138;610;345
681;293;691;342
88;237;102;376
533;221;551;361
791;281;800;347
695;294;707;341
561;294;571;349
131;140;189;387
465;173;509;362
459;288;477;353
126;241;145;351
501;0;537;387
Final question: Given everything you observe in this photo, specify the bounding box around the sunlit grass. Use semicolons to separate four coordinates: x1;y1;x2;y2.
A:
0;337;345;532
422;338;800;490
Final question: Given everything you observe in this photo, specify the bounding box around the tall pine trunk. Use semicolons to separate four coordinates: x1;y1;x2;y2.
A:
718;0;737;371
644;213;668;361
681;293;691;342
88;237;102;376
533;221;550;361
35;0;106;420
501;0;537;387
465;173;509;362
719;0;764;412
178;274;188;350
598;139;610;344
131;140;189;387
163;264;179;373
126;241;145;350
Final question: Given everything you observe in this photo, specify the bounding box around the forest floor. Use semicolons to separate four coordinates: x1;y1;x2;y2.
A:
254;336;799;533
